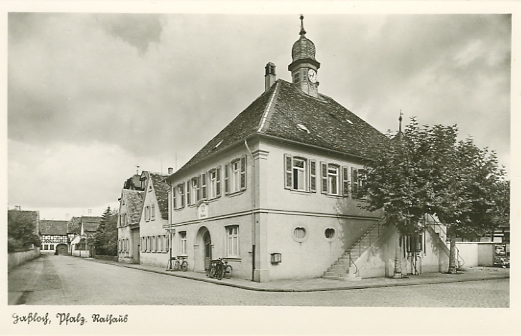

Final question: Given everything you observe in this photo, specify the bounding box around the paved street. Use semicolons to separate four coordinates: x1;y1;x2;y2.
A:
10;254;509;307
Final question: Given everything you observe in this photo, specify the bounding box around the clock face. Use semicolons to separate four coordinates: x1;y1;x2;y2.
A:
308;69;317;83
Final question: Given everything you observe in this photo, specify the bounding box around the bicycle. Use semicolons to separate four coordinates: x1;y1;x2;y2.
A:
207;258;232;280
167;257;188;272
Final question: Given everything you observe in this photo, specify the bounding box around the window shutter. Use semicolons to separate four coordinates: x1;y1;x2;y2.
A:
342;166;349;196
240;155;247;191
216;166;222;197
321;162;328;194
201;173;207;200
186;180;191;205
351;168;358;198
284;154;293;189
196;176;201;202
224;163;230;195
173;186;177;209
179;183;185;208
309;159;316;192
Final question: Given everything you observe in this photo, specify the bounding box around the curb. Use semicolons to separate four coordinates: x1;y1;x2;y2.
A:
84;257;510;293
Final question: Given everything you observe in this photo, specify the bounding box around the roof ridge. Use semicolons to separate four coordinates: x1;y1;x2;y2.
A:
257;81;280;133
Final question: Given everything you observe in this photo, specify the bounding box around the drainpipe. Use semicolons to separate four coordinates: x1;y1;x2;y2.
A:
244;139;256;281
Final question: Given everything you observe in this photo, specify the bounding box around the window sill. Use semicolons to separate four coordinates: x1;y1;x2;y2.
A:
288;189;312;195
227;190;246;198
224;257;241;261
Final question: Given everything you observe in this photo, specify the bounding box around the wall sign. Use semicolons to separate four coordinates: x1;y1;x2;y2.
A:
198;203;208;219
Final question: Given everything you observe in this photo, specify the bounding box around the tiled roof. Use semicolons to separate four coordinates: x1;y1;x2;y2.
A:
39;220;68;235
122;189;144;225
174;79;386;175
81;216;102;232
148;172;170;220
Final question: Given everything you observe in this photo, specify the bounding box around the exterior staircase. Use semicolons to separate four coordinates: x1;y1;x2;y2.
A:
323;219;384;281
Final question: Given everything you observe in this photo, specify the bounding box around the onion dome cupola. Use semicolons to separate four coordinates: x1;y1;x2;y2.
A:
288;15;321;98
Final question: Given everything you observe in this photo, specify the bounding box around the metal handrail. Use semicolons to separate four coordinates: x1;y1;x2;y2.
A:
348;252;359;275
426;214;464;268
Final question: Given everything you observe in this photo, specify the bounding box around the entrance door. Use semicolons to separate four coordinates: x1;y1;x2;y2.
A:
56;244;68;255
203;231;212;271
131;229;140;264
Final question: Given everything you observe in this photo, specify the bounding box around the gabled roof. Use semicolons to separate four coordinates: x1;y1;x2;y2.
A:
148;172;169;220
122;189;144;225
81;216;102;232
39;220;68;235
173;79;386;176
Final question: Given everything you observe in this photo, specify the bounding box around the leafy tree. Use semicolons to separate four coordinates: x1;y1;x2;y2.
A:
362;119;457;277
93;206;118;256
362;118;506;275
8;210;41;252
433;137;507;273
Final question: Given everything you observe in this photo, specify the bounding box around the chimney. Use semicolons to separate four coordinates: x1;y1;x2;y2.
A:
265;62;276;92
168;167;173;175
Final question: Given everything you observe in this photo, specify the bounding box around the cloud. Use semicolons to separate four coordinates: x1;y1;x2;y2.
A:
7;14;511;214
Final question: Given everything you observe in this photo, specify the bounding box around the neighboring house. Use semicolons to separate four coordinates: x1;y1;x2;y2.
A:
137;171;170;267
39;220;68;254
117;185;144;264
165;18;449;282
69;216;102;257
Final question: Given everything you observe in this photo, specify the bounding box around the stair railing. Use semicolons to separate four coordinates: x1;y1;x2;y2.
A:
426;215;464;270
348;252;358;276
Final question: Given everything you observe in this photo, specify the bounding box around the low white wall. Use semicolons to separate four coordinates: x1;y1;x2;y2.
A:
8;248;40;270
72;250;91;258
455;242;479;268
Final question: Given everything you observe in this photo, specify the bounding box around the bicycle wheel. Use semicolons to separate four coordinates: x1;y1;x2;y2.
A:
173;260;180;271
208;266;216;278
216;266;223;280
180;261;188;272
224;265;232;279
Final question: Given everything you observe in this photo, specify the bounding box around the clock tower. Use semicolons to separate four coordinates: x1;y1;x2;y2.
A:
288;15;320;98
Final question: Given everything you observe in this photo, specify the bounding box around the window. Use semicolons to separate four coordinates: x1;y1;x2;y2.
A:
293;71;300;84
145;206;150;221
226;226;239;257
43;244;49;250
208;167;222;199
328;164;339;195
173;183;185;210
151;204;155;220
50;244;55;250
351;168;368;199
164;235;169;252
294;227;306;239
232;160;240;193
157;235;162;252
325;228;335;239
225;156;247;195
321;162;350;196
179;231;187;255
284;154;316;192
188;177;200;205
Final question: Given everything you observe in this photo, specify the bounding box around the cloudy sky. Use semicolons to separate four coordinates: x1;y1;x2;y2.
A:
7;11;512;220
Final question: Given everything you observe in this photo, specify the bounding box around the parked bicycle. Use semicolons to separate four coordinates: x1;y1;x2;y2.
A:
166;256;188;272
207;258;232;280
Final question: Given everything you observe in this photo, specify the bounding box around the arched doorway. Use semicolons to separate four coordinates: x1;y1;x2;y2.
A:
56;244;68;255
195;227;212;272
203;230;212;271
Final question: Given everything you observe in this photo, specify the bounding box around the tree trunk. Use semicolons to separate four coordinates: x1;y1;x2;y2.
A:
448;234;457;274
393;235;402;279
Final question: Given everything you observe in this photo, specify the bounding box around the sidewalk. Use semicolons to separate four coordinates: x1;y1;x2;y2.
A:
86;257;510;292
